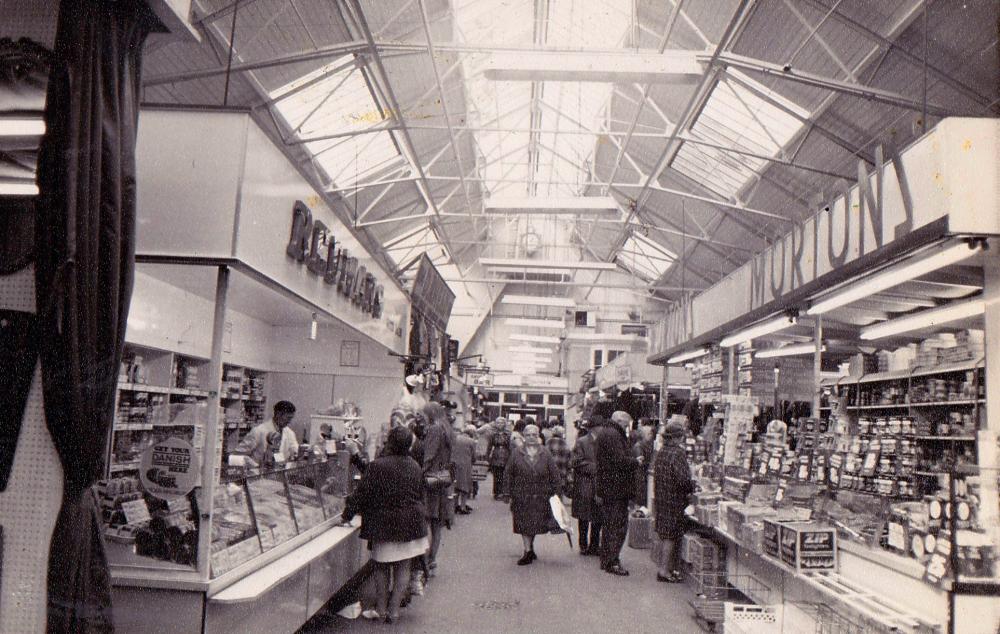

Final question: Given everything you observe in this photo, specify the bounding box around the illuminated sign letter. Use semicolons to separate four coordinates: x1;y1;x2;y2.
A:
286;200;313;262
306;221;329;276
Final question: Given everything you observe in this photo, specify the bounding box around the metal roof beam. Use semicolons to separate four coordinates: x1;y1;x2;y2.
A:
798;0;998;112
143;40;369;87
713;52;962;118
479;50;703;83
345;0;460;265
607;0;758;264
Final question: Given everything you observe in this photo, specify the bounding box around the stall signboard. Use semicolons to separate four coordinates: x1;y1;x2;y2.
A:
411;254;455;333
464;367;494;387
652;118;1000;358
135;109;410;353
139;437;201;501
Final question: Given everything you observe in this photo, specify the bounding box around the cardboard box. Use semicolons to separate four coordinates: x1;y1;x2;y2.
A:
778;522;838;573
762;519;782;558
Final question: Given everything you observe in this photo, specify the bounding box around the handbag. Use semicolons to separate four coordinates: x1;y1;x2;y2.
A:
425;468;453;489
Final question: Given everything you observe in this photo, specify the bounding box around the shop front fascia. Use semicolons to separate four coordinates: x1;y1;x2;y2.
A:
650;117;999;362
647;118;1000;634
103;107;412;634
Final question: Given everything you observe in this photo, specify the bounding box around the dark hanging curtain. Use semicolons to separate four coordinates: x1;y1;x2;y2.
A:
34;1;161;631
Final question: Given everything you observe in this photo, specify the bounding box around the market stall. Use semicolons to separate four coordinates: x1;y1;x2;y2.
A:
649;118;1000;634
101;107;411;634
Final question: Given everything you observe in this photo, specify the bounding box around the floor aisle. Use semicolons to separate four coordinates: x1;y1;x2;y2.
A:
301;483;701;633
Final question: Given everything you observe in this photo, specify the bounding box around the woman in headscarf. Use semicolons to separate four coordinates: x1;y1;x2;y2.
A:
571;417;602;555
452;425;477;514
341;426;427;623
503;424;560;565
421;402;455;573
653;420;694;583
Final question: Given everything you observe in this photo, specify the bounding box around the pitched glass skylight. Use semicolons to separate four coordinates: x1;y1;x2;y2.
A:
384;223;450;271
617;231;676;281
672;70;810;199
455;0;632;198
268;58;404;189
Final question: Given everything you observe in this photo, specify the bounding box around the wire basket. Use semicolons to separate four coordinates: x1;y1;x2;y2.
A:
690;574;773;631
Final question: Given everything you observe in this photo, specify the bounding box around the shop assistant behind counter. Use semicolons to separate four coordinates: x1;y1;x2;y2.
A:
233;400;300;467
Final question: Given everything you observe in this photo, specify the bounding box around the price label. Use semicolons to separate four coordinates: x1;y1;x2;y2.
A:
121;499;151;525
167;497;191;515
923;538;952;587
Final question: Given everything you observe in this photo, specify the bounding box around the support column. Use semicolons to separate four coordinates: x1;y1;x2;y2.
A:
196;265;229;578
813;317;823;416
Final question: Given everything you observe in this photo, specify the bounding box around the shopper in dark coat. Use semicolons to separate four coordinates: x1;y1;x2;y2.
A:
632;419;656;506
421;402;454;572
570;419;602;555
545;425;572;498
486;418;511;499
653;420;694;583
503;424;560;565
342;426;427;622
592;410;641;576
453;425;477;514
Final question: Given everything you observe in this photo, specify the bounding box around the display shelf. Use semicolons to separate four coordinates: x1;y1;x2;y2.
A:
847;400;983;410
908;399;984;407
914;436;976;442
910;360;984;379
857;369;912;384
118;382;172;394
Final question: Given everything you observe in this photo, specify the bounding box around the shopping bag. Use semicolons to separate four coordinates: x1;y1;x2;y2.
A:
549;495;575;548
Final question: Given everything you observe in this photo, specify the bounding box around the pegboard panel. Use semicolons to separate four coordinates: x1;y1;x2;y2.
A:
0;266;64;633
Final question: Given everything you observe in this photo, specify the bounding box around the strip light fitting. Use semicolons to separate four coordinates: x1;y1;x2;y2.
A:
509;334;561;344
0;118;45;136
808;241;983;315
508;346;554;354
501;295;576;308
505;318;565;329
720;314;798;347
667;348;709;364
481;258;617;271
860;297;985;340
0;182;39;196
756;343;825;358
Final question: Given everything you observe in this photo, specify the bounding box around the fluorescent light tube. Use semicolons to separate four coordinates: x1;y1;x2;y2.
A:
501;295;576;308
667;348;709;364
0;118;45;136
720;315;797;347
756;343;825;358
309;313;318;340
860;298;985;340
0;182;39;196
508;346;554;353
485;196;619;215
808;241;982;315
481;258;617;271
509;334;561;344
505;317;565;329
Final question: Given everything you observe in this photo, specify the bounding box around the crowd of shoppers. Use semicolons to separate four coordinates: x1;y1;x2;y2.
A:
343;397;696;625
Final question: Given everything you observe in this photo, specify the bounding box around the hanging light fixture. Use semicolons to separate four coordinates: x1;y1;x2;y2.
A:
667;348;710;364
720;313;798;347
860;297;985;340
756;342;825;358
807;240;984;315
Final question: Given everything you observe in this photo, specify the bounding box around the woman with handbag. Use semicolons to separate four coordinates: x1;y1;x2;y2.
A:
653;420;694;583
341;426;428;624
421;402;454;574
503;424;560;565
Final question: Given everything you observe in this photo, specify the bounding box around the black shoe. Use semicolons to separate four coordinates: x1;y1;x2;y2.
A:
528;550;537;562
517;552;534;566
605;563;630;576
463;505;474;513
584;548;600;556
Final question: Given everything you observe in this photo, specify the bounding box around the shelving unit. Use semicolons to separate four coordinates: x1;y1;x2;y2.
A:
219;363;269;464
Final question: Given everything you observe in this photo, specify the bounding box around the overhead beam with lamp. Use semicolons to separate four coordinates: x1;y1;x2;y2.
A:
481;258;617;271
501;295;576;308
480;50;703;83
484;196;620;216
